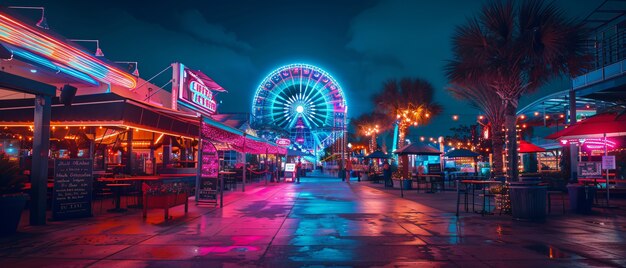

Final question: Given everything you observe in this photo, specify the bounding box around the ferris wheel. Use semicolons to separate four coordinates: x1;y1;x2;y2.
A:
251;63;347;154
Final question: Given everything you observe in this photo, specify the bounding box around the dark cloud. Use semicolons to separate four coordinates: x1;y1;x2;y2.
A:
178;10;252;52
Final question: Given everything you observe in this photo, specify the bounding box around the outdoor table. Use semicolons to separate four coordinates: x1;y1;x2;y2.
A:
106;164;126;174
412;174;443;193
106;183;132;213
458;180;503;216
177;160;197;168
22;182;54;190
100;176;186;208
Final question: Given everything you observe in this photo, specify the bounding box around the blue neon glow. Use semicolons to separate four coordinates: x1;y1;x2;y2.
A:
251;63;347;153
9;46;99;86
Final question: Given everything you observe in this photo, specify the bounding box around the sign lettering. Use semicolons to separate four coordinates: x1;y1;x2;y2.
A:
53;159;93;220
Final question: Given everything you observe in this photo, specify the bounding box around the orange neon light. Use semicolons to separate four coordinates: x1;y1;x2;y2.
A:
0;12;137;89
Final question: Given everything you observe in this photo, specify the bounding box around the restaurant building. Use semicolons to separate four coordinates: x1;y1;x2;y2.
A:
0;9;284;225
516;3;626;183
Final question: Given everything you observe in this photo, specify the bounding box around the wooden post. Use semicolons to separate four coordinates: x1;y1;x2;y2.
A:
30;95;51;225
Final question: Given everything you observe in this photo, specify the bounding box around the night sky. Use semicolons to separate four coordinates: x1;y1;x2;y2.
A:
6;0;602;138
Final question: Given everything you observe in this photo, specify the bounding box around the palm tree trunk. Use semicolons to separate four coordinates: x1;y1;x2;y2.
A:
370;133;377;152
397;124;408;150
491;126;504;177
505;104;519;182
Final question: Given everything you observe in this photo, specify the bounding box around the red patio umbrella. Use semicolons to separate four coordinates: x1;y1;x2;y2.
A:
518;140;546;153
546;113;626;140
545;112;626;205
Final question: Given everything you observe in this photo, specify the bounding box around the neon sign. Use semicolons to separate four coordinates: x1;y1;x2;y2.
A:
276;138;291;146
178;69;217;115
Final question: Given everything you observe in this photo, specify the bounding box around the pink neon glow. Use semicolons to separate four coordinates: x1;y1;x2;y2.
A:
0;13;137;89
201;121;286;155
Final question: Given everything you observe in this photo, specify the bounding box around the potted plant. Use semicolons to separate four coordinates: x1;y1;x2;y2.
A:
0;154;28;235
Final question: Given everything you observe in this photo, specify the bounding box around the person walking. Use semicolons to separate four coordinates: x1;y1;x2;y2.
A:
345;158;353;184
296;159;302;184
383;160;392;188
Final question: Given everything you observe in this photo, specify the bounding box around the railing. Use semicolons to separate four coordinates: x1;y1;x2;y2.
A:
573;58;626;89
573;29;626;89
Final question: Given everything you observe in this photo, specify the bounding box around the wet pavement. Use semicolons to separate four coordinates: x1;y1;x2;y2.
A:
1;176;626;267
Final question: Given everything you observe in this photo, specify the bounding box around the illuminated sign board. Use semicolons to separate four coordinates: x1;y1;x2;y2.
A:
178;68;218;115
276;138;291;146
285;163;296;172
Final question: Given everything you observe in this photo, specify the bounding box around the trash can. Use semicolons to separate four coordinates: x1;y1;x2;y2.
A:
509;181;547;221
567;184;595;214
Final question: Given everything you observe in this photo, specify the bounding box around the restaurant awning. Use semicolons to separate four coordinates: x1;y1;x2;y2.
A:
201;116;286;155
0;93;199;138
444;149;479;158
545;112;626;140
519;140;546;153
393;143;442;155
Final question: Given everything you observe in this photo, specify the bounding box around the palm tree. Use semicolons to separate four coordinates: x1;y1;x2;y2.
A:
373;78;443;150
449;82;506;176
445;0;591;181
351;112;389;153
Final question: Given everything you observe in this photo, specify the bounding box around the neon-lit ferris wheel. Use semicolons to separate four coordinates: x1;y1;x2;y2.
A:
251;63;347;154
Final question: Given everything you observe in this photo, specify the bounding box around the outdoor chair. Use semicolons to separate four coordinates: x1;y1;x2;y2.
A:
93;180;114;213
455;180;470;216
544;178;567;214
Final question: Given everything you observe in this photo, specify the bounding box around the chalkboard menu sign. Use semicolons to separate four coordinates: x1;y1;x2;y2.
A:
427;163;442;174
578;162;602;178
53;159;93;220
197;122;219;204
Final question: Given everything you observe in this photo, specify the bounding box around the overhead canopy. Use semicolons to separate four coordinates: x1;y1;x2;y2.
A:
0;93;286;155
444;149;479;158
394;143;441;155
0;93;199;138
201;116;285;155
519;140;546;153
364;150;391;159
545;112;626;140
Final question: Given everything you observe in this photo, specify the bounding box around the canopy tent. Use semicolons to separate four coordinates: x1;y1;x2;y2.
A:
546;112;626;140
394;143;442;155
364;150;391;159
518;140;546;153
444;149;479;158
545;112;626;206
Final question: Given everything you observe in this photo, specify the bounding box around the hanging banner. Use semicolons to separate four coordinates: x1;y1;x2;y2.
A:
52;159;93;220
197;120;219;204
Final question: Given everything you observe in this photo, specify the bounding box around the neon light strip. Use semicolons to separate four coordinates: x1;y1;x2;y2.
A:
10;46;99;85
0;12;136;89
0;122;195;139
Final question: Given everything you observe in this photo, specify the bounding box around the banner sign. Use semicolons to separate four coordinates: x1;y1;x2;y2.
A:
197;121;219;204
178;67;221;115
578;161;602;177
427;163;442;174
602;156;616;170
53;159;93;220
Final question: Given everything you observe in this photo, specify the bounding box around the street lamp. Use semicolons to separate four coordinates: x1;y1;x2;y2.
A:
115;61;140;76
68;39;104;57
8;6;48;29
